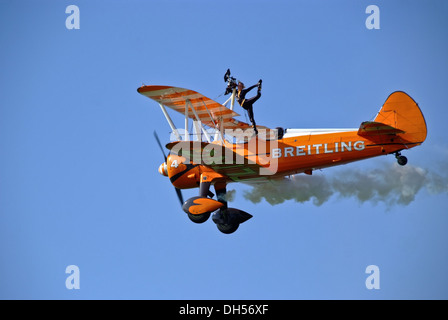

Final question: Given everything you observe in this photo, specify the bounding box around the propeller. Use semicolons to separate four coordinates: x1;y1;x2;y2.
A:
175;188;184;206
153;130;167;161
153;131;184;206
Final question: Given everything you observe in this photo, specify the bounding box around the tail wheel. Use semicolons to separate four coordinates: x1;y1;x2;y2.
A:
187;212;211;224
217;223;239;234
397;155;408;166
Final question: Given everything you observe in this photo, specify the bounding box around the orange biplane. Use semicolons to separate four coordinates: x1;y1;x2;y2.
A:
137;74;427;234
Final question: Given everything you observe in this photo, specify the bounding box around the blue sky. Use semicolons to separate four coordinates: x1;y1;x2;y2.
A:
1;0;447;299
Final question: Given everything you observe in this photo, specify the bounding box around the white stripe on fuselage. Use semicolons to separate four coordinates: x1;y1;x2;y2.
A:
282;128;358;138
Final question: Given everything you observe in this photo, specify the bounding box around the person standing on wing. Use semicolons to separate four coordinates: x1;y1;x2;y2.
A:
237;79;262;135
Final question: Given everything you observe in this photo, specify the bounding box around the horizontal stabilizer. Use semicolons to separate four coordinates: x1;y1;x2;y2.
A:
358;121;405;137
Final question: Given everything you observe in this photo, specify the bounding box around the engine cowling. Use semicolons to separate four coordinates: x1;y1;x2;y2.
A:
165;154;201;189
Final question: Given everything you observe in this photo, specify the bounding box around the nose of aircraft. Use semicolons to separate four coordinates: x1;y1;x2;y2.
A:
158;162;168;176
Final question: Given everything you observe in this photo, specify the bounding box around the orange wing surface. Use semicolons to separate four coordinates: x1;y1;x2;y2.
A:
137;85;272;133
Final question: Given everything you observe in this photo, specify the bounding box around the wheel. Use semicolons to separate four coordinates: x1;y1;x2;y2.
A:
217;223;239;234
187;212;211;224
397;155;408;166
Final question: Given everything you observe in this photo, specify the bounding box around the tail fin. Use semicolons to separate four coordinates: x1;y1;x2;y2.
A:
359;91;427;147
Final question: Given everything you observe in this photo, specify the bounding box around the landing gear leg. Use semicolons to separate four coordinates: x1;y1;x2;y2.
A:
186;180;213;224
214;182;236;233
212;182;252;234
395;151;408;166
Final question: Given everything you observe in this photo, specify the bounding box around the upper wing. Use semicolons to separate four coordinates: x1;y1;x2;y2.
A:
137;85;272;133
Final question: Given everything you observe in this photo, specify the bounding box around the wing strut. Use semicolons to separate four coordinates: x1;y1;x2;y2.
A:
184;100;189;141
185;99;212;143
159;103;181;141
200;99;225;145
222;87;237;111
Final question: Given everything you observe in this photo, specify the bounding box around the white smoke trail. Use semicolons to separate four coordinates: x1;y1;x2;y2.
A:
242;162;448;207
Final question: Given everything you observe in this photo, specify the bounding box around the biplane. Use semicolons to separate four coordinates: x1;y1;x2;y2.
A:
137;73;427;234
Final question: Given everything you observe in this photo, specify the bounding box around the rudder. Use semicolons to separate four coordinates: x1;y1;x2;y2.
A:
373;91;427;145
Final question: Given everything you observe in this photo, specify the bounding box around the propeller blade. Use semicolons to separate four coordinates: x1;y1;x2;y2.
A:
154;131;184;207
175;187;184;206
153;131;167;161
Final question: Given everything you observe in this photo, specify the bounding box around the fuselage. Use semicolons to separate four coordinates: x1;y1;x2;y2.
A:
266;128;394;175
160;127;418;189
